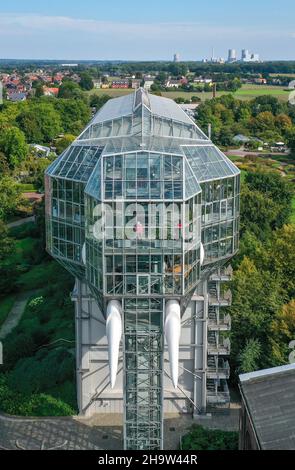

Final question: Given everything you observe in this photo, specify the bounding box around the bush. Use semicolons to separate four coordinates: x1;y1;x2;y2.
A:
181;425;238;450
28;296;44;311
7;348;75;395
0;375;76;416
9;222;39;240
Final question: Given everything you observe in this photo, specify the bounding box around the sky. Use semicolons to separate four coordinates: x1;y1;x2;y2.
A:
0;0;294;61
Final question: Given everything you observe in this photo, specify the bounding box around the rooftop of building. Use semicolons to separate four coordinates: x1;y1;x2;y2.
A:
46;88;240;190
90;88;198;128
239;363;295;450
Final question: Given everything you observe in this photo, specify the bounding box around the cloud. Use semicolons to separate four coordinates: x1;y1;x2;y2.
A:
0;13;277;38
0;13;292;60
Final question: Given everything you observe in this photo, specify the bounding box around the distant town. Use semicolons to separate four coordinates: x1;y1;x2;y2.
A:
1;52;294;106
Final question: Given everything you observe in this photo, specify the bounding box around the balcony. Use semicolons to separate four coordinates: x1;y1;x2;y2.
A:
208;310;231;331
208;289;232;307
207;358;230;379
206;390;230;406
207;332;231;356
210;265;233;282
206;379;230;406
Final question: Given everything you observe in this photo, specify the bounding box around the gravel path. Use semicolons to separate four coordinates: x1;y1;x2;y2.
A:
0;291;37;340
7;216;35;229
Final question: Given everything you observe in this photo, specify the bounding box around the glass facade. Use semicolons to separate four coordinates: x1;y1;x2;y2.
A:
45;88;240;450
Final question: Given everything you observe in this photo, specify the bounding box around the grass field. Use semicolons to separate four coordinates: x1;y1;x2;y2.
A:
87;84;291;102
234;84;290;101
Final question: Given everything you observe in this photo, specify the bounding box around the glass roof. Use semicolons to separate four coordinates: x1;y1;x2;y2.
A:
182;145;240;182
78;88;208;142
46;90;240;187
47;145;104;182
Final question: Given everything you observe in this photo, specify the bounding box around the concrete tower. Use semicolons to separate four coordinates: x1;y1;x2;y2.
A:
228;49;237;63
45;89;240;450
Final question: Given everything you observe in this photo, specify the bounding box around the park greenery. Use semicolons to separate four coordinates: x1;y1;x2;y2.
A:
227;170;295;375
0;218;77;416
196;94;295;146
181;425;238;450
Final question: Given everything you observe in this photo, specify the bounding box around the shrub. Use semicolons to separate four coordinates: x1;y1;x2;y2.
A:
7;348;75;395
0;375;76;416
28;296;44;311
181;425;238;450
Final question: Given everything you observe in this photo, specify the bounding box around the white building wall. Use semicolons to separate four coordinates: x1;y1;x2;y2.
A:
73;280;207;416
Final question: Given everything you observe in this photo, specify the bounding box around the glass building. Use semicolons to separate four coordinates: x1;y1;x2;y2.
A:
45;89;240;450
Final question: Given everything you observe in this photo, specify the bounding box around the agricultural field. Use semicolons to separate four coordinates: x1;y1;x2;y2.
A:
233;84;290;101
87;84;291;102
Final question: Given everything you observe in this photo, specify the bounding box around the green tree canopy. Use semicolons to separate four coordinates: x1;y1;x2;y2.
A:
238;339;261;373
89;94;111;110
0;126;28;169
55;134;76;154
79;72;94;91
0;176;23;220
54;99;90;134
16;103;62;144
244;171;293;228
58;80;84;100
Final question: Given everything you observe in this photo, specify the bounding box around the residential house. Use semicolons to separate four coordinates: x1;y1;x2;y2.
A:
111;79;130;89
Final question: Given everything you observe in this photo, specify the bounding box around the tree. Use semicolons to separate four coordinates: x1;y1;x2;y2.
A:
55;134;76;154
16;103;62;144
0;151;10;175
0;221;15;260
79;72;94;91
229;257;283;372
0;126;28;169
238;339;261;373
271;300;295;364
58;81;84;99
268;224;295;298
217;126;234;146
33;82;44;98
181;425;238;450
249;111;276;135
0;176;23;220
89;94;111;110
240;185;281;238
251;95;283;117
275;114;292;133
244;171;293;228
286;128;295;156
54;99;90;134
